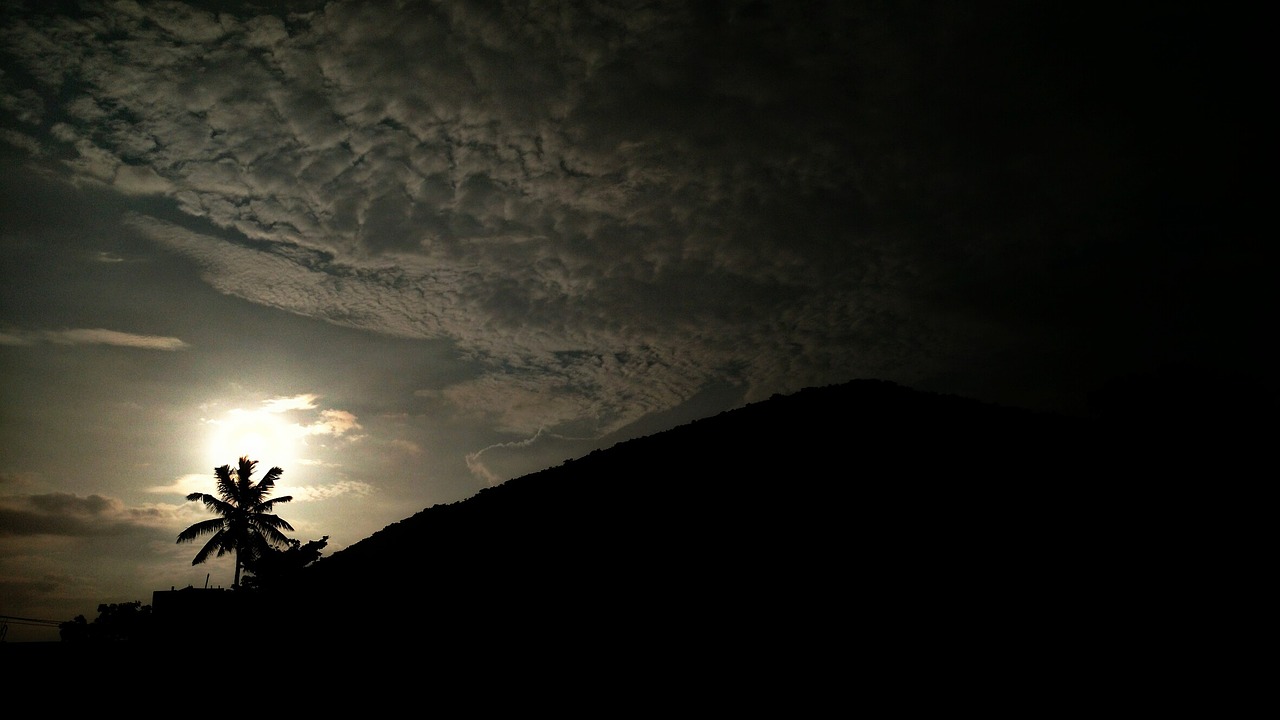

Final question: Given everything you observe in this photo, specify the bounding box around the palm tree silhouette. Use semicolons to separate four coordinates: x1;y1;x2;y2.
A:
177;456;295;588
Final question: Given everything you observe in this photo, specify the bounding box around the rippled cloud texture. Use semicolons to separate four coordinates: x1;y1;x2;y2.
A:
2;1;986;437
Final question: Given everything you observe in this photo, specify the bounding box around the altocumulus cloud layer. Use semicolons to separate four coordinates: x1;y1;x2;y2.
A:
2;1;1263;435
2;0;930;437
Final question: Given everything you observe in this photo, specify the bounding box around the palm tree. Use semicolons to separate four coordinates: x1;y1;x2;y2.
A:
177;456;295;588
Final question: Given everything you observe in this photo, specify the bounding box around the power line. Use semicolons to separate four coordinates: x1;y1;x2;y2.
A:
0;614;64;627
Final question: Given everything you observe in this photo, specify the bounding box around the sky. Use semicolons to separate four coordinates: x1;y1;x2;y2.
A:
0;1;1268;641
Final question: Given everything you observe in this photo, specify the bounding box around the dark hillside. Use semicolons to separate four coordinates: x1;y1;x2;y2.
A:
262;379;1162;664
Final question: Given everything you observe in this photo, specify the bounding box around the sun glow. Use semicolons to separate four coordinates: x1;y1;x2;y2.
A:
206;408;301;474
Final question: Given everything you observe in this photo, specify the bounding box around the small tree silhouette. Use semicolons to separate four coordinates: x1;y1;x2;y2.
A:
59;601;153;643
177;456;295;588
241;535;329;590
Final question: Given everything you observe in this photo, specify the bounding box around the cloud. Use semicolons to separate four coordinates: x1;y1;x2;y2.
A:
146;474;213;496
387;439;423;455
0;85;44;125
29;328;190;350
113;163;173;195
0;472;34;488
0;493;171;537
0;331;32;347
150;470;370;506
195;395;365;474
262;393;320;413
284;480;374;503
465;429;552;486
0;127;43;155
463;426;594;486
3;1;1117;435
464;454;501;487
302;409;362;438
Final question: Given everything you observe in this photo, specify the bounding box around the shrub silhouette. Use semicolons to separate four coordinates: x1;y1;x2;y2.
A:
241;535;329;590
59;601;152;643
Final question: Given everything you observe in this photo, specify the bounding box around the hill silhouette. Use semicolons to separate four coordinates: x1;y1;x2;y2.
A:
15;376;1265;700
250;377;1235;667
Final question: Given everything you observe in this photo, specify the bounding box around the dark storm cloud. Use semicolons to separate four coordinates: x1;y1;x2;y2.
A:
1;1;1261;433
0;492;142;537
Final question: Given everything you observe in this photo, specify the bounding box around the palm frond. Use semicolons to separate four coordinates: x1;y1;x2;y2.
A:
186;493;234;516
236;456;256;496
257;465;283;490
189;530;226;565
255;521;294;547
243;533;273;559
214;464;236;499
257;497;293;513
176;518;227;543
253;512;296;533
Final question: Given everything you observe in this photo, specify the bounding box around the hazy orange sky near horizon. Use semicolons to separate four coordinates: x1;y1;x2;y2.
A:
1;1;1268;641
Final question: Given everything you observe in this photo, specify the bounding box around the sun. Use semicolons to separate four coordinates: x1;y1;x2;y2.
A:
206;407;301;474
